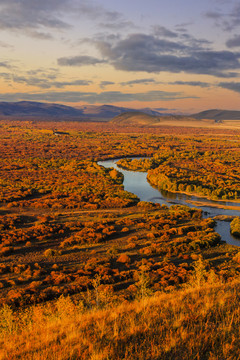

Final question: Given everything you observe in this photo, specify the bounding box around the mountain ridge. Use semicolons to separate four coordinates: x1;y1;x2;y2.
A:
0;101;240;121
0;101;166;120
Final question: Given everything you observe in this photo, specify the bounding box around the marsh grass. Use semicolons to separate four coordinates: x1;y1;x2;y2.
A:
1;276;240;360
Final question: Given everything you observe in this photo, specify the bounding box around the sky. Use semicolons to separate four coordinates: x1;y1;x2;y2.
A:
1;0;240;113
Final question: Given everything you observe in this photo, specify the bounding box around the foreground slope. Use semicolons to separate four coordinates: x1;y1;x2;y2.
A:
1;277;240;360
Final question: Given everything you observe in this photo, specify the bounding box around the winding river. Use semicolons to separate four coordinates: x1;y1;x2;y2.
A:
98;158;240;247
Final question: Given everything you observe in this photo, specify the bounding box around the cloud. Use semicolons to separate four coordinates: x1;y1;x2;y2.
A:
52;80;92;88
226;35;240;48
218;82;240;93
11;73;92;89
99;81;115;89
98;20;135;31
205;3;240;31
58;55;107;67
153;26;178;38
0;0;124;38
0;62;10;68
0;0;71;32
0;72;11;81
0;41;13;48
0;90;198;104
94;33;240;77
120;78;157;86
74;1;121;22
229;3;240;30
26;31;54;40
205;11;224;20
170;81;211;88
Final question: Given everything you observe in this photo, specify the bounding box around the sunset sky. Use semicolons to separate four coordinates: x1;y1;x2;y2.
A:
1;0;240;113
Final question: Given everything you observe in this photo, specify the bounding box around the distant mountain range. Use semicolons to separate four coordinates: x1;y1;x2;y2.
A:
0;101;82;118
0;101;240;122
0;101;167;120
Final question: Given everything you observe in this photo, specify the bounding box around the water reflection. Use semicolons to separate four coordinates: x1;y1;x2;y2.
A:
98;159;240;246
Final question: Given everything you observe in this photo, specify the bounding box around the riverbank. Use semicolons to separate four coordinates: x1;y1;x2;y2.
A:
187;199;240;212
116;158;240;207
99;158;240;246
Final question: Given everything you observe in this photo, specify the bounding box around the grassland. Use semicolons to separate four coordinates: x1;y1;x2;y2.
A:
1;276;240;359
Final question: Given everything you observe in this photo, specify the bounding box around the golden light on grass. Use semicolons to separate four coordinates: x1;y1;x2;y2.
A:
1;276;240;360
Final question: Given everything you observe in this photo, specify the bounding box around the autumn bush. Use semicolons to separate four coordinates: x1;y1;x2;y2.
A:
230;217;240;237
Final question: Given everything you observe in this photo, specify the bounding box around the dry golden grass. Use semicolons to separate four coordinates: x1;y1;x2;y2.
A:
154;118;240;129
1;275;240;360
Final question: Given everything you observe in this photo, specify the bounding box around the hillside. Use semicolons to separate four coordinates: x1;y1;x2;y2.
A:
0;101;85;118
110;111;202;127
1;101;240;129
192;109;240;121
78;105;164;118
2;278;240;359
0;101;165;121
111;111;162;125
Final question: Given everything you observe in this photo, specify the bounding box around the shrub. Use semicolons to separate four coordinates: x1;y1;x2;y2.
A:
44;248;55;257
117;254;131;264
230;217;240;238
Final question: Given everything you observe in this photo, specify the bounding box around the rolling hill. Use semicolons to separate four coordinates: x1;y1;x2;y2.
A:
78;105;164;118
0;101;165;120
192;109;240;121
110;111;162;125
110;111;200;126
1;101;240;125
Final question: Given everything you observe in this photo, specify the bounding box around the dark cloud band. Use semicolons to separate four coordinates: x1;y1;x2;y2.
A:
0;90;198;104
68;33;240;78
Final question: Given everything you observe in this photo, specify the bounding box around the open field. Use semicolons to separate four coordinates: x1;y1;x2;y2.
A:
153;118;240;129
0;119;240;359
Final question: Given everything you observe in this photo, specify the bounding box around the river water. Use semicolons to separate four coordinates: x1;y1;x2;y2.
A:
98;158;240;247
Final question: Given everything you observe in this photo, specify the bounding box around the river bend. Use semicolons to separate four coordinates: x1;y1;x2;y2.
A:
98;158;240;247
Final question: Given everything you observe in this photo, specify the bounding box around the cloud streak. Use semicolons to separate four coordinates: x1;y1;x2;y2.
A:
99;81;115;89
58;55;107;67
170;81;211;88
120;78;157;86
11;75;92;89
0;90;198;104
218;82;240;93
